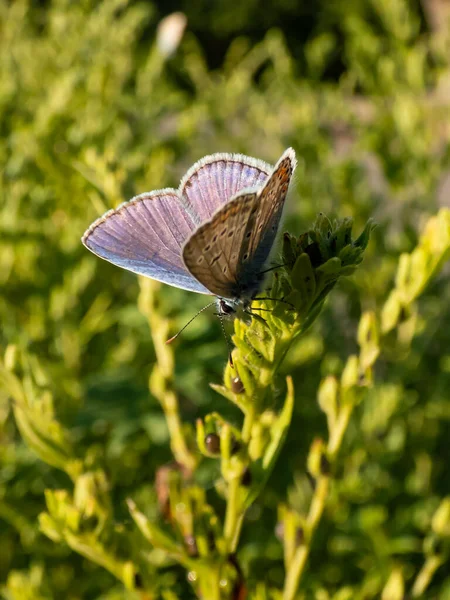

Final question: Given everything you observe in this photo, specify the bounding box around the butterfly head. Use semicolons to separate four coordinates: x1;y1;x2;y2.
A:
216;295;255;318
217;298;238;317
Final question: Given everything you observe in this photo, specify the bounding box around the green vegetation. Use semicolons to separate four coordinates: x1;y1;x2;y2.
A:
1;1;450;598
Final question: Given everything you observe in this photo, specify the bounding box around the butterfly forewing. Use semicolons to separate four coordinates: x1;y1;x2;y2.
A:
179;154;270;224
182;191;260;298
82;191;211;294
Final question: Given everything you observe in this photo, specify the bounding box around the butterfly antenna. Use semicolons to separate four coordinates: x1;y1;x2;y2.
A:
166;301;216;344
218;312;234;366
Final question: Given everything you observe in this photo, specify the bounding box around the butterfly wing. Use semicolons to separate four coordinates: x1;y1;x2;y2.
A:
239;147;297;272
82;190;212;294
182;190;260;298
179;153;271;224
183;148;297;300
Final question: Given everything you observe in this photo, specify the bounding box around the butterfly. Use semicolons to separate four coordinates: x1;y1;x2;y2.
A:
82;148;297;318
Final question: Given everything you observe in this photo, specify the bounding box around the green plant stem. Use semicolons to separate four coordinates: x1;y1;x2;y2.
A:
282;397;351;599
411;555;444;597
241;406;255;443
161;388;197;471
283;476;330;600
328;401;354;457
63;532;133;588
197;564;222;600
221;337;298;556
151;331;197;472
139;278;197;472
224;377;295;561
223;475;244;553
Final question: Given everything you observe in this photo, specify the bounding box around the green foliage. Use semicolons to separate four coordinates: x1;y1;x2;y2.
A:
1;0;450;598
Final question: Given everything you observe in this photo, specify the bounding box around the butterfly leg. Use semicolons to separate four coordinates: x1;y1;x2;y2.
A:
253;296;296;310
244;309;268;327
257;263;286;276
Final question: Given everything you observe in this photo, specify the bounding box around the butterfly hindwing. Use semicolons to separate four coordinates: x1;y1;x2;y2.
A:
182;191;260;298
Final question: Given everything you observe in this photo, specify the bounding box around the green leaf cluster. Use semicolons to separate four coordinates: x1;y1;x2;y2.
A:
1;0;450;598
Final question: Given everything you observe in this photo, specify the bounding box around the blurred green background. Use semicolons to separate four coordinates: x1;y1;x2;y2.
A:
1;0;450;598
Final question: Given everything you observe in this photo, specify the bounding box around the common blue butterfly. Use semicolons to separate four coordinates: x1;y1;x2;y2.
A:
82;148;297;316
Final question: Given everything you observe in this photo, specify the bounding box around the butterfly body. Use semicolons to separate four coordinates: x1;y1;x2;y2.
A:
82;148;297;314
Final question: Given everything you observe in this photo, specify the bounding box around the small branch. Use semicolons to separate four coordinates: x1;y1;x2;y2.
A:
411;555;445;598
283;476;330;600
327;400;354;458
139;278;197;472
224;475;244;553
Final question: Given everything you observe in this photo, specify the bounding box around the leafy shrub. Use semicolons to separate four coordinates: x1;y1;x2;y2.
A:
1;0;450;598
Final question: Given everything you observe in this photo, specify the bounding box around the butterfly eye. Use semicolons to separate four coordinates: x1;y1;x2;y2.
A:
227;230;234;238
243;253;249;261
197;256;204;264
220;228;227;237
204;244;211;251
